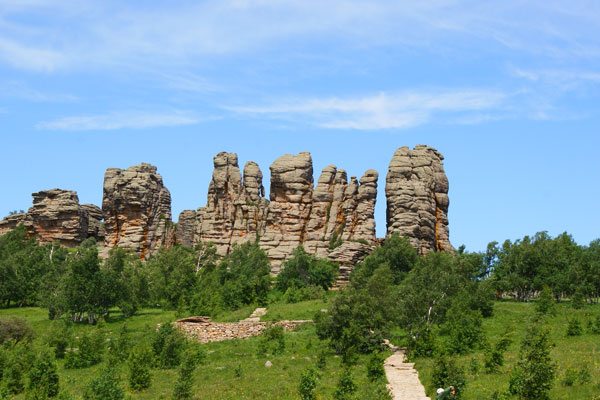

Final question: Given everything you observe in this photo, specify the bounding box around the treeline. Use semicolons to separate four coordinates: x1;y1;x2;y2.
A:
0;224;338;323
486;232;600;303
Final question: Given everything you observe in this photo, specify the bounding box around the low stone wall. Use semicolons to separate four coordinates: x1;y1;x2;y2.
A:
174;318;312;344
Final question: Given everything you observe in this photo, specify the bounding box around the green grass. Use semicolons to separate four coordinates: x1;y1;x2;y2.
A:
413;300;600;399
0;300;388;399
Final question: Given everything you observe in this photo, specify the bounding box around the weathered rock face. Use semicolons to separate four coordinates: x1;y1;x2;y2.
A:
386;145;453;254
0;189;103;247
178;151;379;275
102;163;172;258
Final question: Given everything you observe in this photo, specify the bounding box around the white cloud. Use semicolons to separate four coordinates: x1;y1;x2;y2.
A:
0;1;598;71
36;111;200;131
227;90;507;130
0;38;65;72
1;81;77;102
511;67;600;84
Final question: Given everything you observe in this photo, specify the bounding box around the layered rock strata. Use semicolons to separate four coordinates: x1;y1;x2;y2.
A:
385;145;453;254
102;163;172;258
0;189;103;247
178;151;379;275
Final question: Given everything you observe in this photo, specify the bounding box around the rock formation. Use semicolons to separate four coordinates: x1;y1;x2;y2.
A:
102;163;172;258
178;151;379;275
385;145;453;254
0;189;103;247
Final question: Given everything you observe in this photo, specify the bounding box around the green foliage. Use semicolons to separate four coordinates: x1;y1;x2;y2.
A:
590;314;600;334
333;368;357;400
172;352;199;400
276;246;338;292
298;367;319;400
408;327;439;359
44;321;71;359
444;295;484;355
0;341;34;395
509;325;555;400
83;366;124;400
316;266;397;355
0;316;35;344
566;318;582;336
128;344;153;391
535;287;555;315
351;233;417;286
259;325;285;355
571;287;584;309
431;357;467;399
484;332;512;373
152;322;186;369
282;285;325;304
26;348;59;399
107;324;132;363
64;328;104;369
366;352;385;382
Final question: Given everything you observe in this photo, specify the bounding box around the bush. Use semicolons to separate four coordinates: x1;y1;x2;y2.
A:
26;348;59;400
44;322;71;359
282;285;325;304
366;352;385;382
64;329;104;369
509;326;555;400
535;287;555;315
0;317;35;344
107;324;131;363
445;297;484;355
571;288;585;309
333;368;357;400
152;323;186;369
276;246;338;292
431;357;466;399
258;325;285;355
1;342;34;395
484;333;512;374
83;367;124;400
128;345;153;391
562;367;578;387
590;314;600;334
172;352;199;400
298;367;319;400
407;327;438;359
566;318;583;337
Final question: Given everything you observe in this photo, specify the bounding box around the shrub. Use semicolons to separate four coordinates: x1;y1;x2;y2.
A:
64;330;104;369
535;286;555;315
276;246;338;292
298;367;319;400
26;348;59;399
562;367;578;387
333;368;357;400
128;345;153;391
366;352;385;382
83;367;124;400
509;326;555;400
590;314;600;334
571;288;585;309
107;324;131;363
172;352;199;400
566;318;583;336
431;357;466;399
0;317;35;344
44;322;71;359
407;327;438;359
484;333;512;374
152;323;186;369
259;325;285;355
1;342;33;395
445;297;484;355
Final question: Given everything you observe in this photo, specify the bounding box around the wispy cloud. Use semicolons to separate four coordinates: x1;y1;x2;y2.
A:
1;81;77;102
226;90;508;130
510;67;600;84
36;111;200;131
0;1;598;72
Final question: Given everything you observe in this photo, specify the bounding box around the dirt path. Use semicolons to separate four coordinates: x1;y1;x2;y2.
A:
242;307;267;322
384;344;430;400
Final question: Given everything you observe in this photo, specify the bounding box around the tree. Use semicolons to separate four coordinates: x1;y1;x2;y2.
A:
276;245;338;292
172;352;199;400
26;348;59;399
83;367;124;400
128;345;153;391
509;326;555;400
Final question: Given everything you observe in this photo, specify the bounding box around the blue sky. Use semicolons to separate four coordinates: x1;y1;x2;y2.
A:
1;0;599;251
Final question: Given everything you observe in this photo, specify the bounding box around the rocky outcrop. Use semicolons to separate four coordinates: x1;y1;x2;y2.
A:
0;189;103;247
178;151;379;275
386;145;453;254
102;163;172;258
0;213;27;237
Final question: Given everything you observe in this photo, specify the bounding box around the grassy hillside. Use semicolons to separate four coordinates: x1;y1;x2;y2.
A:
0;299;390;399
413;300;600;399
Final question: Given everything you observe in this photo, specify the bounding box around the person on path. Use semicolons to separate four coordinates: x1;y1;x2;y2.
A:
436;385;455;399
